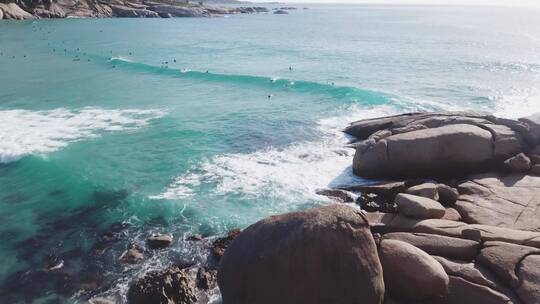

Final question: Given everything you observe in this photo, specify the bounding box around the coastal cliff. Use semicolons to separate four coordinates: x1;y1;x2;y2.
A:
0;0;268;19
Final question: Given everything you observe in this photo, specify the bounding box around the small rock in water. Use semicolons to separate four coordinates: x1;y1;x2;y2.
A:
211;229;241;261
120;245;144;264
187;234;203;241
315;188;354;203
147;234;173;249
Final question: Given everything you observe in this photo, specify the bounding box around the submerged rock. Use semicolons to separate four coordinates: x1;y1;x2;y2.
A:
120;246;144;264
218;204;385;304
196;267;217;291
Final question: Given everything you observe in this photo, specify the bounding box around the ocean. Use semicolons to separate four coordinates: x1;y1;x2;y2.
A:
1;4;539;303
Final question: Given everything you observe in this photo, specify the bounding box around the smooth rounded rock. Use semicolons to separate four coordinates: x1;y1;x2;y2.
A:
218;204;385;304
379;239;449;301
395;193;446;219
406;182;439;200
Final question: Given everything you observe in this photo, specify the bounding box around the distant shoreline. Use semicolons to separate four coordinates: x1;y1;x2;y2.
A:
0;1;277;20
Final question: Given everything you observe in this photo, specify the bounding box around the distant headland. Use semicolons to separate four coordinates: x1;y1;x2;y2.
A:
0;0;272;19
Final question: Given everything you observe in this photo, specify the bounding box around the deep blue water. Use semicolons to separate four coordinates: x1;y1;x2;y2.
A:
0;4;539;303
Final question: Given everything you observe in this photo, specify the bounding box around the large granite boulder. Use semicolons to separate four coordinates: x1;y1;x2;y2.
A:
348;112;531;179
379;239;449;301
218;204;385;304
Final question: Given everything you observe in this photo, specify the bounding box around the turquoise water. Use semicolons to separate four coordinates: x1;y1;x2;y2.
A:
1;4;540;303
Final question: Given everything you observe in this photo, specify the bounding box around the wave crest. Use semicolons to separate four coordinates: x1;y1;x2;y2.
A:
0;107;166;163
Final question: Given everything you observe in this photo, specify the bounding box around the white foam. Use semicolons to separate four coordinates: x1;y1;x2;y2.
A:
152;104;405;202
491;87;540;119
0;107;166;163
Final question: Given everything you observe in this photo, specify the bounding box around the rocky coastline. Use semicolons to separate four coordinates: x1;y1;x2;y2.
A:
0;0;269;19
86;111;540;303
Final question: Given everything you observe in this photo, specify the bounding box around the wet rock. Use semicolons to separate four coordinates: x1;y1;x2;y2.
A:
504;153;531;172
196;267;217;290
382;232;480;260
357;192;396;213
211;229;241;261
218;204;385;304
273;9;289;14
186;234;203;241
316;188;354;202
147;234;173;249
340;181;406;201
379;239;449;301
127;267;197;304
406;182;439;200
395;193;446;219
437;184;459;205
120;246;144;264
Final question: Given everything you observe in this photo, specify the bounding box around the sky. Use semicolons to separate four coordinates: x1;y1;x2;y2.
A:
252;0;540;7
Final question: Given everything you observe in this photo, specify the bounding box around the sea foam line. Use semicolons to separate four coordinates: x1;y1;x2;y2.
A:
151;104;405;202
0;107;166;163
